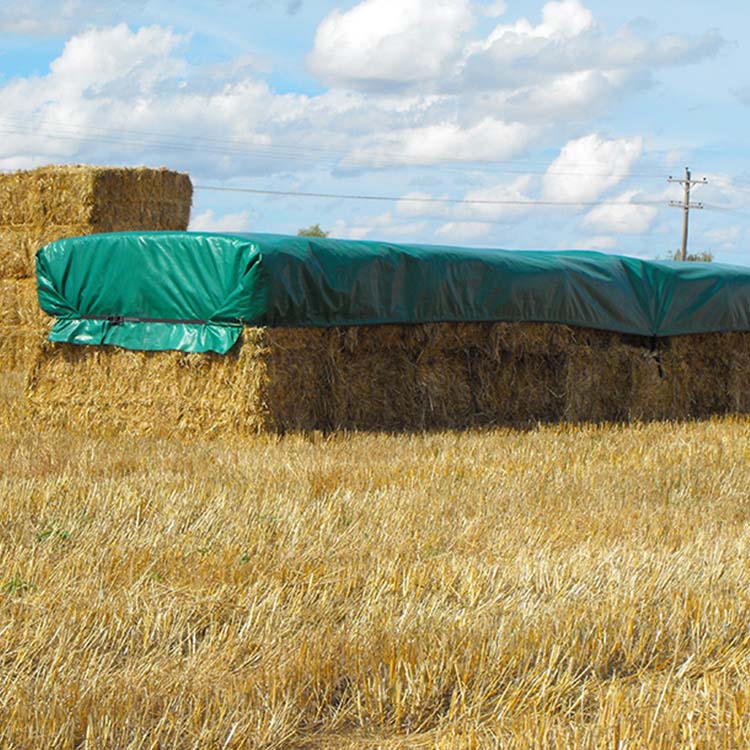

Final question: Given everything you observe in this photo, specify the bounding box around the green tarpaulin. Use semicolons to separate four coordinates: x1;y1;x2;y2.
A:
34;231;750;354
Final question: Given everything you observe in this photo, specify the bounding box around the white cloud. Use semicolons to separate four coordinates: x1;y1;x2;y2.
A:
0;0;146;36
576;235;617;250
479;0;507;17
494;0;592;44
189;209;252;232
48;24;188;95
456;176;536;221
690;173;750;211
346;118;533;168
330;212;429;241
0;14;728;243
309;0;474;89
460;2;722;94
543;134;643;202
583;190;658;234
394;176;535;222
435;221;492;240
703;226;742;251
395;192;437;218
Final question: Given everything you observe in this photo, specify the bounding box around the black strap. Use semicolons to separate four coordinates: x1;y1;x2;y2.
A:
80;314;242;327
650;336;665;379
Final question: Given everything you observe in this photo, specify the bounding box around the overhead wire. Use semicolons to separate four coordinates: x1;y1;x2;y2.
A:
0;115;746;215
193;185;671;207
0;115;671;179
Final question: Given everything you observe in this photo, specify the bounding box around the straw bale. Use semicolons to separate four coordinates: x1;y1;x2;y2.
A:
413;351;475;428
331;347;418;431
0;326;48;373
627;346;693;421
0;165;192;278
489;322;578;356
729;353;750;413
564;344;631;423
0;165;192;226
24;323;750;436
0;279;49;372
253;328;340;432
0;279;45;327
470;350;565;424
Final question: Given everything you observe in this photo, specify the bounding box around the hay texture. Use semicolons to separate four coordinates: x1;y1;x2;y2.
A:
0;165;192;278
0;279;51;372
25;323;750;436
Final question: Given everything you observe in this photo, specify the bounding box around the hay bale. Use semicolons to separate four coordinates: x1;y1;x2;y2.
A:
24;324;750;436
0;279;45;327
564;343;632;423
0;278;49;372
26;328;334;436
0;326;49;373
0;165;192;278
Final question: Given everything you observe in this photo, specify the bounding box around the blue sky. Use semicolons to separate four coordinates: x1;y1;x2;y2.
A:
1;0;748;260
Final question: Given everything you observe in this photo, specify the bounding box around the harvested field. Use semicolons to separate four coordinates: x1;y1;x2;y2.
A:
25;323;750;434
3;375;750;748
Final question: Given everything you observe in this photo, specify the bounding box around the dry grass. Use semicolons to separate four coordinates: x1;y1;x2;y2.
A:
3;374;750;748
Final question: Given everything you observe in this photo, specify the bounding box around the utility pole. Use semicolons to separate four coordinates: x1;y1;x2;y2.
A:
668;167;707;260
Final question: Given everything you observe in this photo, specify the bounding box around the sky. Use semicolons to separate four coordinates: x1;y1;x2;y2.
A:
0;0;748;260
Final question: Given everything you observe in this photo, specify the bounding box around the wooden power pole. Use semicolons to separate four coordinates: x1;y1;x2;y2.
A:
668;168;707;260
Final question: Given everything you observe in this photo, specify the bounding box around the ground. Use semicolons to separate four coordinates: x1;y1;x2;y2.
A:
2;373;750;749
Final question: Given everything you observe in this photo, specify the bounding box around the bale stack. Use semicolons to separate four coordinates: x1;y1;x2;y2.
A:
0;165;192;372
25;324;750;436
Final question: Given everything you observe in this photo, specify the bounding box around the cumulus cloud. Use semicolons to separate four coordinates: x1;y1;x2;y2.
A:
0;24;334;176
189;209;252;232
461;1;723;92
583;191;658;234
346;118;533;168
329;213;429;241
576;235;617;250
456;176;536;221
393;176;535;224
435;221;493;240
309;0;474;89
479;0;507;17
1;23;536;177
0;0;146;36
702;226;743;252
543;134;643;202
691;173;750;210
467;0;593;54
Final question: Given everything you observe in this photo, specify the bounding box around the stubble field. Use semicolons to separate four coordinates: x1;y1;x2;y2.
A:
2;373;750;748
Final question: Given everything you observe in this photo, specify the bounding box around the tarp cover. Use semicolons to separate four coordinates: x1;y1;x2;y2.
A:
35;230;750;354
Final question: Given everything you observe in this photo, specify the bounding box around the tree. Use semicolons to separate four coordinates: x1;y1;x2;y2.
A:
297;224;329;238
671;249;713;262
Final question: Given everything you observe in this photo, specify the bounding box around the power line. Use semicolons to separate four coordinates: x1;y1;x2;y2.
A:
0;115;669;179
193;184;666;207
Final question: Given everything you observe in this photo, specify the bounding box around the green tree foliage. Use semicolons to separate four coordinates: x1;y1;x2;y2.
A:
672;249;714;262
297;224;329;238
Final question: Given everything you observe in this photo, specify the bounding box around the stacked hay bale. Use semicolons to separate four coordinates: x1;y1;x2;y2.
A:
26;323;750;436
0;165;192;372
